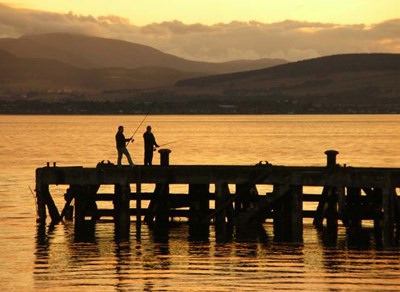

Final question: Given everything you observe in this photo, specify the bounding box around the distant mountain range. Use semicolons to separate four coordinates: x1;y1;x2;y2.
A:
174;53;400;102
133;53;400;114
0;33;286;91
0;33;399;114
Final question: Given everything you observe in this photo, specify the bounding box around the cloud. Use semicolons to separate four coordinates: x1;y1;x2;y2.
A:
0;3;399;62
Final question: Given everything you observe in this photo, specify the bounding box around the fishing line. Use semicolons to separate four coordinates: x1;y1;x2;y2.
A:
157;138;184;148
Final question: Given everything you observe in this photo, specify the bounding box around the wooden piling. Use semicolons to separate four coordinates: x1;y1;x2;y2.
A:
188;184;210;240
290;185;303;242
214;182;231;241
272;185;303;242
136;182;142;239
114;184;131;241
35;168;47;224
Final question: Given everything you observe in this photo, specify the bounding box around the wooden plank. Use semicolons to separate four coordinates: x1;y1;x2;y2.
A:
38;165;400;187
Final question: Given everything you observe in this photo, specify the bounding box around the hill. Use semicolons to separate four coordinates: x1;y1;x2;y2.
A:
0;33;286;74
0;49;206;91
172;53;400;109
1;50;399;114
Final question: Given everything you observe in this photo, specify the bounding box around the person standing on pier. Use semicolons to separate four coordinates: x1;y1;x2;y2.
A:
143;125;159;166
116;125;134;166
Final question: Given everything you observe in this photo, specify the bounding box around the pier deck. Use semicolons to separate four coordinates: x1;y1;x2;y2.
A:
35;151;400;246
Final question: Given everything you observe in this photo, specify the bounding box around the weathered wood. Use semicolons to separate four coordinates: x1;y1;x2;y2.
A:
188;184;210;240
346;187;362;230
236;184;290;236
326;187;338;233
337;186;346;225
136;182;142;237
313;187;331;228
272;185;292;241
114;184;131;241
44;186;61;224
214;182;232;241
38;165;400;187
290;185;303;242
382;179;397;247
145;183;169;226
234;183;259;214
35;169;46;223
35;152;400;246
59;187;75;221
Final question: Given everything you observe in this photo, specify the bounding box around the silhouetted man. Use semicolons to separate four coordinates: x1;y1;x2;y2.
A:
115;125;134;166
143;125;159;166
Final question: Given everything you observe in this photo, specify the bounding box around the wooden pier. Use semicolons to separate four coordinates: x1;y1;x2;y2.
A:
35;150;400;246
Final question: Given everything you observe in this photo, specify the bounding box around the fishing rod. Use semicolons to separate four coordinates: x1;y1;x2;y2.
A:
126;113;149;146
155;138;184;149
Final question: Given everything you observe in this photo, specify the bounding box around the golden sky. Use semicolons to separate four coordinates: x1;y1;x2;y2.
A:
7;0;400;25
1;1;399;61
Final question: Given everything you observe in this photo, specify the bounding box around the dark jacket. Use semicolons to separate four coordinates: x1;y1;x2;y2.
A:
143;132;158;151
116;131;129;148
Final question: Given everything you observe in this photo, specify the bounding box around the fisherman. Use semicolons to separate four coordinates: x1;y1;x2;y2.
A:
115;125;134;166
143;125;159;166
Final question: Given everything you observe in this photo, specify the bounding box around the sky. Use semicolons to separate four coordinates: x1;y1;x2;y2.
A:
1;0;399;61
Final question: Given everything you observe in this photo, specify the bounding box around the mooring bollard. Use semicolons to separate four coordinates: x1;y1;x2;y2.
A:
325;150;339;167
159;149;172;166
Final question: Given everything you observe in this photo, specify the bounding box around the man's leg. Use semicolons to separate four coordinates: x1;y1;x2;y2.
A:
117;148;123;165
122;147;134;165
148;150;153;166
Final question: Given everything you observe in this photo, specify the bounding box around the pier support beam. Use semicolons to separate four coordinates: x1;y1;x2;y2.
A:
215;182;233;242
326;187;338;234
188;184;210;240
72;185;99;241
114;184;131;241
153;183;170;236
136;182;142;239
235;183;259;215
35;169;47;223
362;188;383;236
35;168;61;224
382;184;397;247
346;188;362;231
273;185;303;243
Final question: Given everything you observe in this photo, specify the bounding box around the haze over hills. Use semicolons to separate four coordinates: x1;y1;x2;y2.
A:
0;33;287;92
169;53;400;113
0;49;208;91
92;53;400;114
0;33;286;73
176;53;400;97
0;33;398;114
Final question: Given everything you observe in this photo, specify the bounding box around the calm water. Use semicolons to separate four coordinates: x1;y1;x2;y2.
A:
0;115;399;291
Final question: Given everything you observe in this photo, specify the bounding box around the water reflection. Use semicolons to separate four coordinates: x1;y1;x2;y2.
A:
33;221;400;291
114;242;132;291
